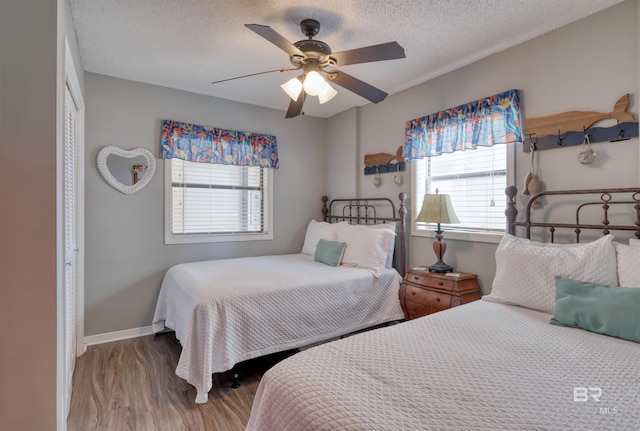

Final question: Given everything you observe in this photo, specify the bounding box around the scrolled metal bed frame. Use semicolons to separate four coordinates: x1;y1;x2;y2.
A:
321;193;407;275
505;185;640;242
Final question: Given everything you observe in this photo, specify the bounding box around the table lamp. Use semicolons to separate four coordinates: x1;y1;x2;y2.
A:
416;190;460;273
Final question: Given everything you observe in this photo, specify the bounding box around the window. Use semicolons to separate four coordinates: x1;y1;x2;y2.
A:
165;159;273;244
412;144;513;243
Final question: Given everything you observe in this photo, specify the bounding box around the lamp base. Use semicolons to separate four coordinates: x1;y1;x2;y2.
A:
429;261;454;273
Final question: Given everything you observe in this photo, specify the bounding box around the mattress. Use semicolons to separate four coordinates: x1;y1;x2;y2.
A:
152;253;403;403
247;300;640;430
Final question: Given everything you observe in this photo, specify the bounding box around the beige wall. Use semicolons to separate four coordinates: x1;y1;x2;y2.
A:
326;107;358;197
328;0;639;293
83;73;327;335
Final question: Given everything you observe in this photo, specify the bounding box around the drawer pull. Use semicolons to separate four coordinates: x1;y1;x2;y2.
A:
411;291;416;296
435;297;441;302
413;276;419;281
438;281;443;286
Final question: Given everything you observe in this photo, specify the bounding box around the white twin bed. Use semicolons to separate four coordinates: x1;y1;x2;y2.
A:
152;195;407;403
246;186;640;430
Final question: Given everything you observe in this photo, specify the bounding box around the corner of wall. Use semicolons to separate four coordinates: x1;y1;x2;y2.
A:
325;107;358;198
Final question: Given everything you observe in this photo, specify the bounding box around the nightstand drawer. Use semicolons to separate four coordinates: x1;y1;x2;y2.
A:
403;284;450;310
405;272;455;291
404;300;432;320
399;270;482;320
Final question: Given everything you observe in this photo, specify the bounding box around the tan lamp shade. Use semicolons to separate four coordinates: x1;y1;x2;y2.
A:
416;193;460;224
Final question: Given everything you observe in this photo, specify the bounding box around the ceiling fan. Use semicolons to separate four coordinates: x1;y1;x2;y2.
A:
212;19;406;118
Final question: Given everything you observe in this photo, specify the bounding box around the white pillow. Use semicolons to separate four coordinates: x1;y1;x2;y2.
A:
485;234;618;313
336;223;395;277
366;221;396;231
615;243;640;288
301;220;341;255
629;238;640;246
363;222;397;268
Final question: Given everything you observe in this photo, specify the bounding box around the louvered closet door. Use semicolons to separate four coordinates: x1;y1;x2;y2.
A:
63;83;78;412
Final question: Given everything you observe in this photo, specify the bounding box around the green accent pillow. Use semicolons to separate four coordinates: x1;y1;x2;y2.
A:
550;277;640;343
314;239;346;267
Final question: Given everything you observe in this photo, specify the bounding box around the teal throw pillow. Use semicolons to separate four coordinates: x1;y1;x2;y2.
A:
550;277;640;343
314;239;346;267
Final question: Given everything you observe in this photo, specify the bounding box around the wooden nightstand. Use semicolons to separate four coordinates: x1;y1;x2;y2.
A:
399;269;482;320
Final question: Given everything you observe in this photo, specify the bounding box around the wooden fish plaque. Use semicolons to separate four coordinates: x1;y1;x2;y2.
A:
364;146;406;175
523;94;638;152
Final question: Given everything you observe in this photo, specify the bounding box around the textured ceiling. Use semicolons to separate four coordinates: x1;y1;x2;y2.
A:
69;0;624;118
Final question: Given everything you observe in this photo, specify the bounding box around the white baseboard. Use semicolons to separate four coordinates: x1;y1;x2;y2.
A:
84;326;154;347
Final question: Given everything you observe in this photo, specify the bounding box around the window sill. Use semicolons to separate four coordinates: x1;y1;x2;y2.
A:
411;227;503;244
165;231;273;245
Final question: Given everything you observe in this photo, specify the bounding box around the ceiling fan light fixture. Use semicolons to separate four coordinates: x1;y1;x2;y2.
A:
232;21;406;118
302;71;326;96
317;82;337;104
281;77;303;101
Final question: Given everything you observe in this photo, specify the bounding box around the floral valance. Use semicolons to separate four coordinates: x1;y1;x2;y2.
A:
404;89;522;159
160;120;279;168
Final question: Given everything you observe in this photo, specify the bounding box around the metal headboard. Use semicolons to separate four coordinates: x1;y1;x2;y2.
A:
321;193;407;275
505;185;640;242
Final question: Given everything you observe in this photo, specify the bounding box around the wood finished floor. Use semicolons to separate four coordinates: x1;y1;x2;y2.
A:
67;332;296;431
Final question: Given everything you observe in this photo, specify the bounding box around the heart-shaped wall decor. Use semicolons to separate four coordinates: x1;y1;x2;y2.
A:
97;146;156;194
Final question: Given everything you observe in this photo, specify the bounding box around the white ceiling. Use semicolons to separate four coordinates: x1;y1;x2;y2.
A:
69;0;624;119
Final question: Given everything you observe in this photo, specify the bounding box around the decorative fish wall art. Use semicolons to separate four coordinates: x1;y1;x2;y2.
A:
523;94;638;152
364;146;405;175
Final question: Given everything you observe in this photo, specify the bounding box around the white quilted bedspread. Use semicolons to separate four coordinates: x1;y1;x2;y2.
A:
151;253;403;403
247;300;640;430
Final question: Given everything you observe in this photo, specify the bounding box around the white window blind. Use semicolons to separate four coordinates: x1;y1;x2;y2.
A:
414;144;507;234
169;159;269;238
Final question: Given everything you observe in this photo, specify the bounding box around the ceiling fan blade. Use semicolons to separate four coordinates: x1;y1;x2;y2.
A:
245;24;305;58
327;71;388;104
331;42;405;66
285;90;306;118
